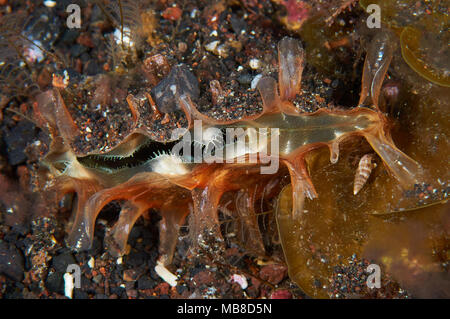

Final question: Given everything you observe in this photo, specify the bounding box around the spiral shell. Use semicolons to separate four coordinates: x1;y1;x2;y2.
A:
353;154;376;195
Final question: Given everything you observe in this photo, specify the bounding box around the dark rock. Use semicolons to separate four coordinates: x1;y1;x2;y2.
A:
11;224;30;236
23;7;62;51
127;225;142;247
189;264;205;277
92;274;103;284
0;241;24;281
110;286;126;298
142;227;157;246
126;288;138;298
70;44;87;58
2;120;38;166
15;281;24;289
80;52;91;62
80;274;94;291
147;249;159;265
74;251;88;265
230;14;247;35
84;60;101;76
51;252;77;273
331;79;339;88
4;287;23;299
73;290;89;299
89;5;104;23
176;284;187;295
61;29;79;45
124;281;135;290
3;231;20;244
237;73;253;85
137;275;156;290
87;237;102;256
149;268;160;281
151;64;200;113
45;271;63;294
126;251;148;268
29;281;41;292
247;285;260;298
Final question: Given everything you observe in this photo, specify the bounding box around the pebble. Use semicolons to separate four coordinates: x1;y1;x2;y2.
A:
87;257;95;268
137;275;156;290
84;60;101;76
178;42;188;53
231;274;248;290
73;290;89;299
61;29;79;45
192;270;214;286
249;58;261;70
205;41;220;53
51;252;77;273
162;7;182;21
154;282;170;295
45;271;63;293
92;274;103;284
270;289;292;299
70;44;87;57
43;1;56;8
123;269;139;282
259;264;288;285
2;120;37;166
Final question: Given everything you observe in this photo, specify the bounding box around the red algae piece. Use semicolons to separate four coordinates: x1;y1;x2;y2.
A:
270;289;293;299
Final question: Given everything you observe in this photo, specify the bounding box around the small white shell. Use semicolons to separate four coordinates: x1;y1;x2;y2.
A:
63;273;75;299
231;274;248;290
353;154;376;195
155;260;178;287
